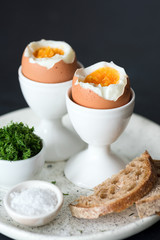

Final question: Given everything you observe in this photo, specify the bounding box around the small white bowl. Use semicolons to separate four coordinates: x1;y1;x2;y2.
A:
0;143;45;188
4;180;63;227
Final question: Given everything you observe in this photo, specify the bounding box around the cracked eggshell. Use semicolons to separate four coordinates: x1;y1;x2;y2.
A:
21;40;78;83
22;56;78;83
71;63;131;109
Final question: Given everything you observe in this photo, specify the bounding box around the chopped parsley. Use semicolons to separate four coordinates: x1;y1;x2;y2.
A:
51;181;56;184
0;122;42;161
129;213;134;216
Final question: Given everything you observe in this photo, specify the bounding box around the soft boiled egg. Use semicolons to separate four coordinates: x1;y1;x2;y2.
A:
72;61;131;109
21;39;78;83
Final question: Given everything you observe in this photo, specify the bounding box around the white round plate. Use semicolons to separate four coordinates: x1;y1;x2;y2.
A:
0;108;160;240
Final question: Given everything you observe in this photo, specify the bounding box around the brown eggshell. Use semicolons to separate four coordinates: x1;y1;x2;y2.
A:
21;53;78;83
72;76;131;109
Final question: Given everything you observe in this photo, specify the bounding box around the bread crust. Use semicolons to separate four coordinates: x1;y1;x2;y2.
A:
70;151;157;219
136;160;160;218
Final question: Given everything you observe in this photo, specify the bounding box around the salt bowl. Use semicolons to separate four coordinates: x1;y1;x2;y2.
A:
4;180;63;227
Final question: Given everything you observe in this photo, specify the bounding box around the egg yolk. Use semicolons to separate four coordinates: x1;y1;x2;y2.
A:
84;67;120;87
33;47;64;58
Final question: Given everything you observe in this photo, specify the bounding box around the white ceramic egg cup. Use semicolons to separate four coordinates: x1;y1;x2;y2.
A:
64;88;135;189
18;67;85;162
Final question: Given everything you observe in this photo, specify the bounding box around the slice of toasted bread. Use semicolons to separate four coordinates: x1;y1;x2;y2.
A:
136;160;160;218
70;151;157;219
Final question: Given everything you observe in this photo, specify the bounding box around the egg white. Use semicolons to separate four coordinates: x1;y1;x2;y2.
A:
74;61;128;101
24;39;75;69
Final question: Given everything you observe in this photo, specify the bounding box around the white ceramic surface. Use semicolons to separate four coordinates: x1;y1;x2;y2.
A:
0;142;45;188
18;67;85;162
65;88;135;189
4;180;63;227
0;108;160;240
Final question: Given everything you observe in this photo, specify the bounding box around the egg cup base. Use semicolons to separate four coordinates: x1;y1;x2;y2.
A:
64;145;125;189
35;119;86;162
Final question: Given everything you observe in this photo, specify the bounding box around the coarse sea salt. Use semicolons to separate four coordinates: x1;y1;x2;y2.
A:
10;187;58;216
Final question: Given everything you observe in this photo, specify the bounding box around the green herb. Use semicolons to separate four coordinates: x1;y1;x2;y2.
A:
79;230;83;234
0;122;42;161
51;181;56;184
63;193;69;196
129;213;134;216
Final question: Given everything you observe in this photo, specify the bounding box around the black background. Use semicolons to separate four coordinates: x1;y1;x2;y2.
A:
0;0;160;239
